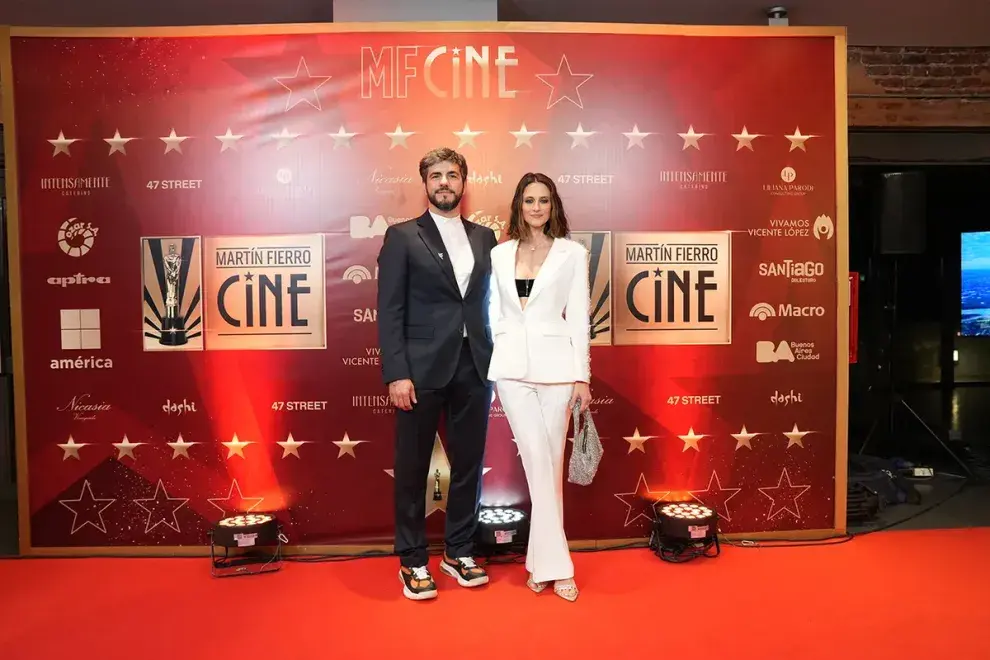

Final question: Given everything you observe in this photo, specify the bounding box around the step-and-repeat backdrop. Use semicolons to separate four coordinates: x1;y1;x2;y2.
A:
1;24;848;551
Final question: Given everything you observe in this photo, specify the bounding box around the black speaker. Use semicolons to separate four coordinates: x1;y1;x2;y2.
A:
876;171;927;255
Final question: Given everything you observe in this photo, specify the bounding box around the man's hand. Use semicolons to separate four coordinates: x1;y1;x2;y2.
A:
389;379;417;411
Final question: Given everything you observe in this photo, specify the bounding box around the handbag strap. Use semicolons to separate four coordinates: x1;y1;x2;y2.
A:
571;403;583;439
571;404;593;451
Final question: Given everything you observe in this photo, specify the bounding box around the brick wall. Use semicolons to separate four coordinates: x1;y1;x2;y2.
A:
848;46;990;127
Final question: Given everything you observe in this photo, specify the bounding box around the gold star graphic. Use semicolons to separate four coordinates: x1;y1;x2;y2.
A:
113;435;145;460
759;468;811;521
207;480;265;518
271;127;300;150
689;471;743;522
536;54;594;109
132;480;189;534
329;126;357;149
785;127;818;152
614;473;669;527
221;433;253;459
676;427;706;452
622;124;652;149
731;425;761;450
678;125;709;150
160;128;190;154
59;481;115;534
566;123;596;149
385;434;491;517
277;432;309;459
104;129;136;155
622;428;655;454
167;433;198;459
57;435;89;460
453;123;483;148
385;124;415;150
731;126;763;151
274;56;332;112
784;423;815;449
47;130;79;157
332;432;366;458
215;128;243;153
509;123;542;148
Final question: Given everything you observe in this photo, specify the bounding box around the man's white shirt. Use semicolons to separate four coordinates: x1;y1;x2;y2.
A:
430;210;474;336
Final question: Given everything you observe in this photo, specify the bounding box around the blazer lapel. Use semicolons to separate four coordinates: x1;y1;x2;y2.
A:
416;213;460;295
463;221;487;299
503;240;523;312
526;239;568;305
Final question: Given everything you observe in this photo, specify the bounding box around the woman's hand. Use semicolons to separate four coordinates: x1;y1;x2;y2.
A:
569;382;592;414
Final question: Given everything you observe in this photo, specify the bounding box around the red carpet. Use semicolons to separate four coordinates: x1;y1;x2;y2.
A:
2;528;990;659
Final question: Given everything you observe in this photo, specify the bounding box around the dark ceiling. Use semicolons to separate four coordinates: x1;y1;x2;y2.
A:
0;0;989;46
499;0;990;46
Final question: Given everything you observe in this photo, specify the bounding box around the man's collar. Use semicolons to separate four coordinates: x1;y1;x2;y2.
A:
429;209;462;225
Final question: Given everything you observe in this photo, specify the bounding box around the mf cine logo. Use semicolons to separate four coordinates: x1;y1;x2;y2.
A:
360;45;519;99
141;234;327;351
613;232;731;346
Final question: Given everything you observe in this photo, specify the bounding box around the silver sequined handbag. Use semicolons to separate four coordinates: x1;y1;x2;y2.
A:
567;403;603;486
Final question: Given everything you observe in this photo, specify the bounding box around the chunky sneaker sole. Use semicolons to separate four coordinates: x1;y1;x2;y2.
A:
440;561;489;587
398;569;438;601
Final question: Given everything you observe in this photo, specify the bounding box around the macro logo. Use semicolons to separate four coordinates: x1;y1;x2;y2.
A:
749;302;826;320
749;303;775;321
342;265;378;283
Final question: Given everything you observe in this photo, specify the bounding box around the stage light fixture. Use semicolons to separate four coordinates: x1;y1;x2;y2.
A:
476;506;529;556
208;513;286;578
649;502;721;563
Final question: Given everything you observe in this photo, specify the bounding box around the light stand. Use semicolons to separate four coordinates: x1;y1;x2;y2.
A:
858;258;975;478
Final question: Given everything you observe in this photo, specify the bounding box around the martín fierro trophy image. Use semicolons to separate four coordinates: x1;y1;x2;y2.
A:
160;243;187;346
141;236;204;351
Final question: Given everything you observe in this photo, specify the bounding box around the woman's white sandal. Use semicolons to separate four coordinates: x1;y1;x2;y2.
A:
527;574;548;593
553;581;579;602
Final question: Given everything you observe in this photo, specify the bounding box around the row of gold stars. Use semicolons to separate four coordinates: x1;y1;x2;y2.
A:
45;124;818;156
55;432;367;461
54;423;818;462
614;423;817;454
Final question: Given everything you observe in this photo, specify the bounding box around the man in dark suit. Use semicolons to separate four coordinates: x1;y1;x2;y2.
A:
377;147;498;600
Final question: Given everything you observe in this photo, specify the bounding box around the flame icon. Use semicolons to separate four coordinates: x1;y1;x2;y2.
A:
813;215;834;241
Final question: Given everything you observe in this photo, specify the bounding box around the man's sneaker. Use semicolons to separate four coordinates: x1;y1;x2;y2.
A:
398;566;438;600
439;556;489;587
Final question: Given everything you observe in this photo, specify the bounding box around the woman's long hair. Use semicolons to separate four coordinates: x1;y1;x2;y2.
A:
507;172;570;241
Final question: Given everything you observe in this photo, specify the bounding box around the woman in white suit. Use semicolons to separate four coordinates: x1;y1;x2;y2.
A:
487;172;592;602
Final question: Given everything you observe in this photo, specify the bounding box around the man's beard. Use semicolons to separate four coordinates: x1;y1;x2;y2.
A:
429;188;462;212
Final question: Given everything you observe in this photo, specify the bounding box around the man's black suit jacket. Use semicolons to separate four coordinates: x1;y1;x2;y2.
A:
376;211;498;390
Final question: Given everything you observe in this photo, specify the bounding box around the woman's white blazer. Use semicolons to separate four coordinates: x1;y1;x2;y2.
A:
486;237;591;384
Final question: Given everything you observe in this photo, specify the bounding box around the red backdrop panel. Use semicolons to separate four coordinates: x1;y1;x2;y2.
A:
7;28;841;548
